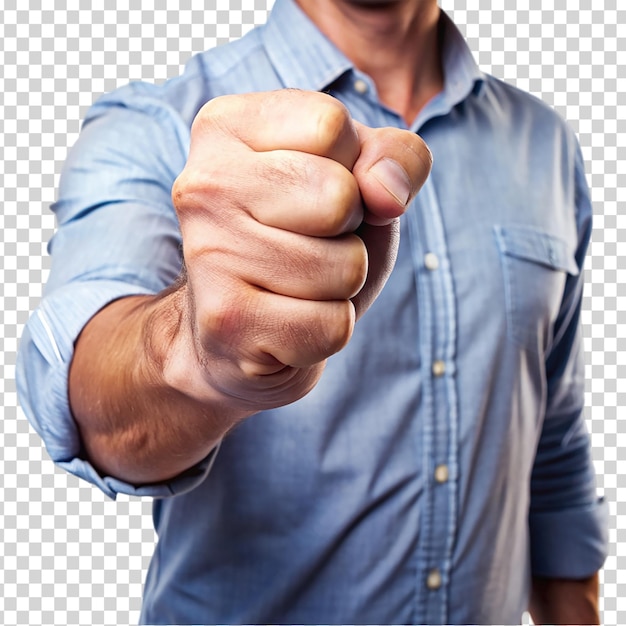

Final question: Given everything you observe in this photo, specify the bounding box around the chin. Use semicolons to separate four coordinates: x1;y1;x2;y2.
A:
345;0;405;5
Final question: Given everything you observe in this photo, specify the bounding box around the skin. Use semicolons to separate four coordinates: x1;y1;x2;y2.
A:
70;91;432;482
68;0;600;622
296;0;444;124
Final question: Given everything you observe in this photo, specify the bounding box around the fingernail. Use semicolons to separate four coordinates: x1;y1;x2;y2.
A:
369;158;412;206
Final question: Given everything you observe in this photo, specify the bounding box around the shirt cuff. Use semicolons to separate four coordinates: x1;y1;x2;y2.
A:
529;497;609;579
53;446;220;501
17;279;218;500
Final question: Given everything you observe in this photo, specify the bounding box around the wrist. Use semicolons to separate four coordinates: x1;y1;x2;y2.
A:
530;573;600;625
142;285;225;408
151;280;325;414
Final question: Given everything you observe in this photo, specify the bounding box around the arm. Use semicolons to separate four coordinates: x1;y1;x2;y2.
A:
527;138;607;622
66;90;432;486
68;289;240;485
530;573;599;625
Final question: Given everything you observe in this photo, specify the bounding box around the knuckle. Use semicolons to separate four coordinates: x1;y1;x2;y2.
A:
191;95;232;136
196;286;248;351
316;208;347;239
172;164;227;222
315;98;352;153
171;169;206;215
171;171;191;212
317;171;361;235
341;236;368;297
274;301;354;364
323;301;356;355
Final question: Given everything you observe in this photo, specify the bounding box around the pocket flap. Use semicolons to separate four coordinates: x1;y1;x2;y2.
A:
494;225;580;276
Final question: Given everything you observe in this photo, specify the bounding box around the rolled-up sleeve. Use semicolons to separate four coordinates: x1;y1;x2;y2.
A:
529;139;609;578
16;85;216;500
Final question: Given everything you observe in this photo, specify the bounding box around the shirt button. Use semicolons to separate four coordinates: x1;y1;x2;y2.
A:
426;568;442;590
432;360;446;377
353;78;368;94
434;464;449;484
424;252;440;270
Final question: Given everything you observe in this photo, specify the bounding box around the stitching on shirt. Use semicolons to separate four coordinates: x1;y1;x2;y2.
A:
37;309;63;363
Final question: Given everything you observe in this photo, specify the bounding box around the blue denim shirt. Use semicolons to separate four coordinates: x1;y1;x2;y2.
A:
17;0;608;623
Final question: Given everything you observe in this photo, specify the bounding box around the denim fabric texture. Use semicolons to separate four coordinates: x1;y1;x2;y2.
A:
16;0;608;623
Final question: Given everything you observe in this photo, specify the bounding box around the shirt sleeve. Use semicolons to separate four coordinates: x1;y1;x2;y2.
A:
16;85;217;500
528;136;609;578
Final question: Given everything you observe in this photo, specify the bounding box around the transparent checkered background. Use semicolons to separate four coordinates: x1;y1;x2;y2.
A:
1;1;623;624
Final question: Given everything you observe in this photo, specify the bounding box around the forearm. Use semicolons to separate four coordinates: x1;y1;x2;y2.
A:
69;288;250;485
67;91;432;488
530;572;600;625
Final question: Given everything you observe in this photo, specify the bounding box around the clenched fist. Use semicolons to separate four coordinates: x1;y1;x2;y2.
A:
167;89;432;411
67;88;432;483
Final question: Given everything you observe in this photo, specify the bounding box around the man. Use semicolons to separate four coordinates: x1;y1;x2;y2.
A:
17;0;608;623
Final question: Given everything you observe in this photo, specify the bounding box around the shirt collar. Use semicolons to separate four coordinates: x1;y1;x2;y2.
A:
261;0;353;92
437;10;486;104
261;0;485;112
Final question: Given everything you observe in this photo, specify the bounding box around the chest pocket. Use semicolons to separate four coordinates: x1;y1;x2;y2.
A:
494;225;579;353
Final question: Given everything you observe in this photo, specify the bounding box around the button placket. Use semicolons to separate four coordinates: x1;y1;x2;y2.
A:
424;252;440;271
426;568;442;590
353;78;368;94
408;176;459;625
434;464;449;484
432;360;446;377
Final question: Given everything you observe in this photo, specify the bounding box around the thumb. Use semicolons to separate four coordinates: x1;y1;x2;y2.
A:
353;122;433;225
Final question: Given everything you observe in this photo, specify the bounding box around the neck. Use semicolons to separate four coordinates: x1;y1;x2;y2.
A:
296;0;443;125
